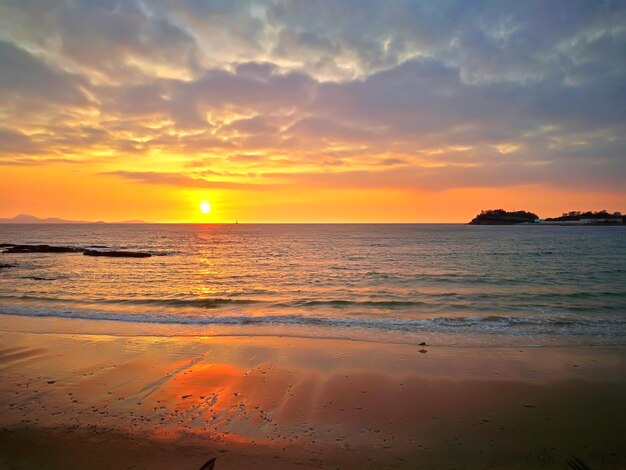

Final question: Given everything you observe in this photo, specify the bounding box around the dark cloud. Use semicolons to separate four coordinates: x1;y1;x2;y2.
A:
284;116;377;144
0;127;40;155
0;0;201;82
93;65;316;129
235;62;279;80
225;116;280;135
0;39;89;107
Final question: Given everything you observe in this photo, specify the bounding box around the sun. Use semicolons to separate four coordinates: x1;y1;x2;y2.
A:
200;201;211;214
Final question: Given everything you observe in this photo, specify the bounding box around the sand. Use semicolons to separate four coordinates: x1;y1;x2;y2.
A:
0;323;625;469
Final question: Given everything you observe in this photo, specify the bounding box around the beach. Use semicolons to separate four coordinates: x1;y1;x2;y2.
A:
1;316;624;469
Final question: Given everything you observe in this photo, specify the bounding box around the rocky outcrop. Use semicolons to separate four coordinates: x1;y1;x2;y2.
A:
83;250;151;258
2;244;83;253
1;244;152;258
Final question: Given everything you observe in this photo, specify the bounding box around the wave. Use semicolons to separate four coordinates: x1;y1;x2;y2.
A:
0;295;261;308
289;299;430;308
1;305;625;337
4;290;625;310
0;294;456;310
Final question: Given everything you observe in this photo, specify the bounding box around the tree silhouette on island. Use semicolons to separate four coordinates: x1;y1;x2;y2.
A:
469;209;625;224
545;210;622;222
469;209;539;225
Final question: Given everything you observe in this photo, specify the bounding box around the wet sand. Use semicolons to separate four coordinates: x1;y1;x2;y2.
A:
0;327;625;469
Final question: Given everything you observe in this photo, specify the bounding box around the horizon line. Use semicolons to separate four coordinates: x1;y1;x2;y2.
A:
2;209;622;225
0;221;471;225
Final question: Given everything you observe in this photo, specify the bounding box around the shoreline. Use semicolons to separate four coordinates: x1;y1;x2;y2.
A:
1;325;625;468
1;312;624;348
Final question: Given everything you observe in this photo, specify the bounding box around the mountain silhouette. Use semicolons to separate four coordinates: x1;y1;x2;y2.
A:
0;214;146;224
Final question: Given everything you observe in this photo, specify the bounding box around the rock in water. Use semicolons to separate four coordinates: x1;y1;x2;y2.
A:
83;250;151;258
3;244;83;253
1;243;153;258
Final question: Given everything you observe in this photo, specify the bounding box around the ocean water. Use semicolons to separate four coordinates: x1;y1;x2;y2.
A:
0;224;625;345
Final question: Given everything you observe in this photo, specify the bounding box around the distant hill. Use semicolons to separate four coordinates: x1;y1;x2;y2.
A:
0;214;147;224
469;209;539;225
0;214;90;224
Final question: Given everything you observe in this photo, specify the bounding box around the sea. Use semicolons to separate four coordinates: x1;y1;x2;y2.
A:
1;224;625;346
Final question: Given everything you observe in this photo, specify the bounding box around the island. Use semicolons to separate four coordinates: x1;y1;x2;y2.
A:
469;209;539;225
545;210;625;224
469;209;625;225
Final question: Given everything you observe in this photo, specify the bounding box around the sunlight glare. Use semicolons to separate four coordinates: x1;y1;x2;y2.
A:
200;201;211;214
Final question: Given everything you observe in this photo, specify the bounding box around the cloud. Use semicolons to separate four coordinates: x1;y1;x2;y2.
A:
105;170;281;190
265;158;626;193
0;127;40;155
284;116;377;145
224;115;280;135
0;0;624;197
0;0;201;82
0;39;90;107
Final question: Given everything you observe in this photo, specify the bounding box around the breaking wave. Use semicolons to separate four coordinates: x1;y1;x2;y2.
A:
1;305;625;337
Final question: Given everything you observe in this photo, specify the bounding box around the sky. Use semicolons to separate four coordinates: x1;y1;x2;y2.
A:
1;0;625;223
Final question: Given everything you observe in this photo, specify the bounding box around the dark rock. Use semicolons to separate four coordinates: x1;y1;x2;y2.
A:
3;243;156;258
3;244;84;254
419;349;428;354
0;263;15;269
83;250;151;258
419;342;427;346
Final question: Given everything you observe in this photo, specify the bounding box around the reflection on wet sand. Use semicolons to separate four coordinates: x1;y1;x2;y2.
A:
0;330;625;469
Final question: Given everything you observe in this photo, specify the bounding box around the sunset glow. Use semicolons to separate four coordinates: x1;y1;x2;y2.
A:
200;201;211;215
0;1;624;222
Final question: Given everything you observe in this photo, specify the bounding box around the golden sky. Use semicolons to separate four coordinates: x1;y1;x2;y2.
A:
1;1;625;222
